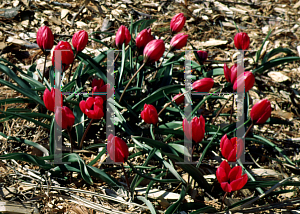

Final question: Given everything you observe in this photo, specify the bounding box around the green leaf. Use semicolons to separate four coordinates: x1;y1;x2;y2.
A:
136;196;157;214
205;68;224;77
165;185;187;214
73;105;84;147
140;19;157;31
262;47;295;64
255;29;272;63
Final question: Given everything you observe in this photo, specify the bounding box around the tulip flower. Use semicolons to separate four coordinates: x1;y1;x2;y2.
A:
234;32;250;50
182;116;205;143
92;78;114;101
233;71;255;93
115;25;131;49
55;106;75;130
216;160;248;192
220;135;244;162
79;97;104;120
107;134;129;163
72;30;88;53
136;28;153;52
196;50;208;63
224;64;238;84
192;78;214;92
36;26;54;54
170;33;188;51
143;39;165;64
141;104;158;125
170;13;186;34
172;93;185;105
43;88;63;112
52;41;74;71
250;99;271;124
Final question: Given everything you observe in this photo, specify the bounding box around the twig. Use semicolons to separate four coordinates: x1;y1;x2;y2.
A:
211;94;234;124
71;5;86;27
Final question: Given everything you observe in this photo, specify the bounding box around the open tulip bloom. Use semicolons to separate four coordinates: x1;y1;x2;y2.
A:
79;97;104;120
216;160;248;192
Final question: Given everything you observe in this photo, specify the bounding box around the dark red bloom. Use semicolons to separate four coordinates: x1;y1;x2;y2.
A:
143;39;165;64
250;99;272;124
216;160;248;192
141;104;158;125
233;71;255;93
55;106;75;130
91;78;114;101
170;13;186;34
107;134;129;163
43;87;63;112
220;134;244;162
182;116;205;143
79;97;104;119
172;93;185;105
170;33;188;50
36;26;54;53
136;28;153;51
196;50;208;62
192;78;214;92
72;30;88;53
52;41;74;71
115;25;131;49
224;63;238;84
234;32;250;50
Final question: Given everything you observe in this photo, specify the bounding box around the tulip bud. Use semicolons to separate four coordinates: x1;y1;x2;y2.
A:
115;25;131;49
233;71;255;93
36;26;54;54
220;134;244;162
196;50;208;63
234;32;250;50
170;33;188;51
72;30;88;53
43;88;63;112
172;93;185;105
79;97;104;119
141;104;158;125
250;99;271;124
216;160;248;192
224;64;238;84
143;39;165;64
192;78;214;92
182;116;205;143
55;106;75;130
107;134;129;163
52;41;74;71
136;28;153;52
170;13;186;34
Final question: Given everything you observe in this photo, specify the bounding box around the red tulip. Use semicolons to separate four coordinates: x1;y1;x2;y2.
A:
115;25;131;49
107;134;129;163
216;160;248;192
72;30;88;53
172;93;184;105
224;63;238;84
170;33;188;50
141;104;158;125
43;88;63;112
55;106;75;130
79;97;104;120
182;116;205;143
192;78;214;92
143;39;165;64
36;26;54;53
233;71;255;93
136;28;153;51
220;135;244;162
170;13;186;34
196;50;208;62
234;32;250;50
91;78;114;101
250;99;272;124
52;41;74;71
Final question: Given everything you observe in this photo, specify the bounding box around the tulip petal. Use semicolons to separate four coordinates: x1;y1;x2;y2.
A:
221;182;232;192
228;166;242;182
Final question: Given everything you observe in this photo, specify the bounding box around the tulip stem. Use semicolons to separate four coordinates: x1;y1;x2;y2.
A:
119;63;145;103
229;95;235;123
122;164;130;190
41;54;47;83
67;127;74;153
79;119;94;149
150;124;155;140
211;94;234;125
68;53;77;83
244;121;254;138
152;49;170;79
220;192;228;211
